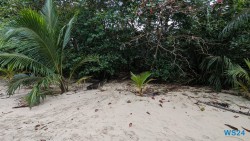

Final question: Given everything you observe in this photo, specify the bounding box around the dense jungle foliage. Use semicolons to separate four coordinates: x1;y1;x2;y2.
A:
0;0;249;106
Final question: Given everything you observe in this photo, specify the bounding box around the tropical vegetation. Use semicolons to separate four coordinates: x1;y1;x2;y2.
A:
131;71;153;96
0;0;249;107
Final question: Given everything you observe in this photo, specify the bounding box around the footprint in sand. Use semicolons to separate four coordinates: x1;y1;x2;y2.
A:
124;131;139;141
163;127;176;135
91;115;99;118
102;126;114;134
181;103;188;108
69;133;81;140
156;138;171;141
185;136;196;141
202;135;210;139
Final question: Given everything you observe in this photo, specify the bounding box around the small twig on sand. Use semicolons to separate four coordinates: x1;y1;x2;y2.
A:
12;105;28;109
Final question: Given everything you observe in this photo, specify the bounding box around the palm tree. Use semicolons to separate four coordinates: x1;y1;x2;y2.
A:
131;71;153;96
0;0;96;107
220;9;250;38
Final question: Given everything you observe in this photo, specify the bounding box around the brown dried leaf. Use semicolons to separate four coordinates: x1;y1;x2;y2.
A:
242;127;250;132
224;124;238;130
129;123;132;127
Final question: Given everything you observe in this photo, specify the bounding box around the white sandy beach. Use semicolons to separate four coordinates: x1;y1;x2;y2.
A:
0;81;250;141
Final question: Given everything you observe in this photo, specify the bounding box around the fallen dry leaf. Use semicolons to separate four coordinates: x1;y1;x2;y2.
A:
35;124;40;130
242;127;250;132
224;124;238;130
129;123;132;127
234;115;239;118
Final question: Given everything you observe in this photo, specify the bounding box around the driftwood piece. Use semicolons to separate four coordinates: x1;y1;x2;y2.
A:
197;101;250;116
87;79;107;90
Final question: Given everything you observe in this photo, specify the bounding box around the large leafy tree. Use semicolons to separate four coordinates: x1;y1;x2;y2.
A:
0;0;78;107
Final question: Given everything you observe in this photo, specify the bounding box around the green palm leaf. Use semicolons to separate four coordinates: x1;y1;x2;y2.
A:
220;10;250;38
0;53;53;75
131;71;153;96
41;0;58;30
227;59;250;98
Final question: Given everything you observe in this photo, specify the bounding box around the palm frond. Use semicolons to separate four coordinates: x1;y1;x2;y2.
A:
7;74;41;95
25;73;61;107
41;0;58;30
227;59;250;98
4;9;58;68
62;16;76;49
76;76;92;84
131;72;140;87
58;16;76;75
0;64;15;81
200;56;233;91
220;10;250;38
16;9;47;37
227;64;250;84
139;71;153;85
244;59;250;70
26;84;50;108
0;53;54;75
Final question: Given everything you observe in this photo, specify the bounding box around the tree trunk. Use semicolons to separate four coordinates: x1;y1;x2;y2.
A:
59;79;68;94
139;88;143;96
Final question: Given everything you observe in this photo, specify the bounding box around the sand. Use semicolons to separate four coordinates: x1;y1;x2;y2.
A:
0;80;250;141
